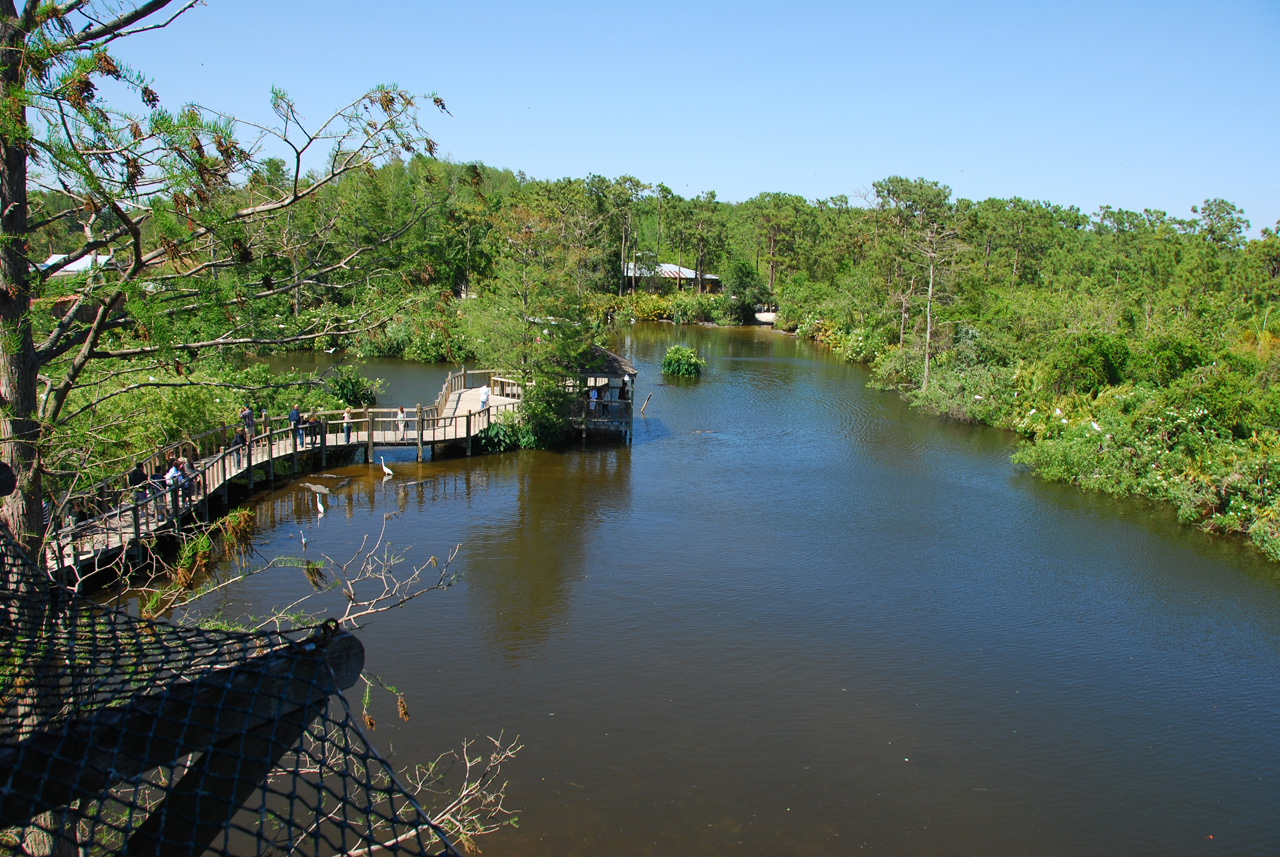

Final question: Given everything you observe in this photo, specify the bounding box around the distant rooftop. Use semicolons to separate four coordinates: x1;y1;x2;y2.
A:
39;253;112;276
624;262;719;282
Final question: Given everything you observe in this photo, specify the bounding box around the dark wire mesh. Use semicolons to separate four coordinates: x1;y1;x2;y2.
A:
0;524;458;856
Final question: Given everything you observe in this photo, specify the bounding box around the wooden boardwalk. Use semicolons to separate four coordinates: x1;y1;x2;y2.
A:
44;368;633;581
45;377;518;579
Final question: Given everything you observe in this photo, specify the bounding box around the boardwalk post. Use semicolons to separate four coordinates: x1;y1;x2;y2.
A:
291;421;299;475
169;482;180;528
466;411;472;457
199;466;209;523
220;449;229;504
320;421;327;467
132;503;142;564
247;434;254;494
262;414;273;485
365;408;374;462
416;405;423;462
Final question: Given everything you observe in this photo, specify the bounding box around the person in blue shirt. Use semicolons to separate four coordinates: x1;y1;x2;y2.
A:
288;404;302;445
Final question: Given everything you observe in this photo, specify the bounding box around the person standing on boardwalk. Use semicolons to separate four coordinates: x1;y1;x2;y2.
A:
479;384;490;410
127;462;149;519
289;404;303;446
177;456;197;502
163;458;183;519
397;405;408;440
231;427;247;468
241;405;255;438
343;407;353;444
307;413;321;446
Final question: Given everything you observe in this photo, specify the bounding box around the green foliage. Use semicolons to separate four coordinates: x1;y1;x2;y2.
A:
328;364;384;407
476;387;577;451
1140;334;1207;386
721;258;770;309
662;345;705;378
1046;333;1131;396
519;383;577;448
475;412;527;453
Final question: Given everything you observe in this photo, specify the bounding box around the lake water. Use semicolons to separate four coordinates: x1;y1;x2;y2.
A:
228;324;1280;855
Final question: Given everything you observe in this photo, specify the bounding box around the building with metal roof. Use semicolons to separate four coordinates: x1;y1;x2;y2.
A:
624;262;720;292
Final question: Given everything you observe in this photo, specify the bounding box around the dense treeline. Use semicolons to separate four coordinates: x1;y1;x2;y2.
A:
25;146;1280;561
227;162;1279;562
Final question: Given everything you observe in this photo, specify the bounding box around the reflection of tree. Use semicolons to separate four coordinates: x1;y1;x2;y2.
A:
462;449;632;660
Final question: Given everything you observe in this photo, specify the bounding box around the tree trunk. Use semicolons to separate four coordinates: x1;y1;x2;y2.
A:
922;259;935;392
618;211;627;297
0;19;43;559
767;232;777;290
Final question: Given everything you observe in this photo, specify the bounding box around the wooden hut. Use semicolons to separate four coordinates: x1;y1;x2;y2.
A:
577;345;638;443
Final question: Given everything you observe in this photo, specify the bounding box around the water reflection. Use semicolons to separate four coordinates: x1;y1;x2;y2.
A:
467;448;632;661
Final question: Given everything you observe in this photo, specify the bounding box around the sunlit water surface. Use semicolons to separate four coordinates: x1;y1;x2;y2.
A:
210;325;1280;856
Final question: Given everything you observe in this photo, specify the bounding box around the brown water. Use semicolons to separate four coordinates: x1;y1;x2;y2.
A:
217;325;1280;855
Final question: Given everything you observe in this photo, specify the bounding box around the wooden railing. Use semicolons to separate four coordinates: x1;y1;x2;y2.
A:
46;420;305;578
46;367;525;576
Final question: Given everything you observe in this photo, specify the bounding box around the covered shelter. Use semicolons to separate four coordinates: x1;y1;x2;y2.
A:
577;345;638;442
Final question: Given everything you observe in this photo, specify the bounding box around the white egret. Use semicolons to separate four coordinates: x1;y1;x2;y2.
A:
380;456;393;477
316;494;325;517
299;531;308;551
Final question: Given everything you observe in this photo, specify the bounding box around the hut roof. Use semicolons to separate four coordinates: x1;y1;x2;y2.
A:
586;345;636;378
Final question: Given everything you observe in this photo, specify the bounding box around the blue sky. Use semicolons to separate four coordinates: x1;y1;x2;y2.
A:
113;0;1279;233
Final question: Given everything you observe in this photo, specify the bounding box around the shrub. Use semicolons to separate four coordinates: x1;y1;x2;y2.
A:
328;364;384;407
476;411;525;453
1160;364;1256;439
661;345;705;378
1046;333;1130;395
1136;334;1206;386
519;383;576;448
